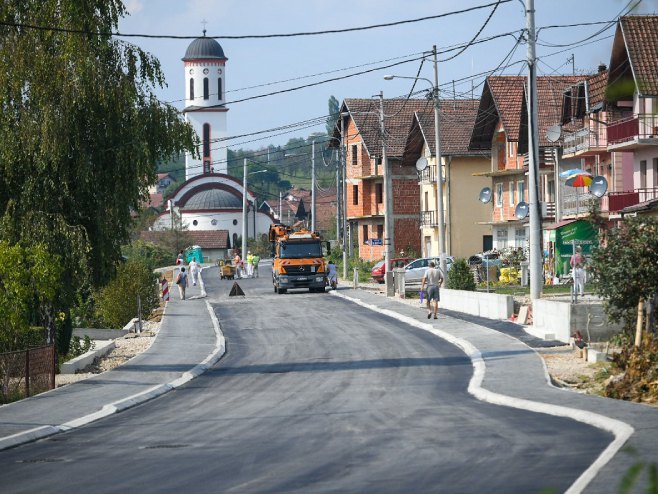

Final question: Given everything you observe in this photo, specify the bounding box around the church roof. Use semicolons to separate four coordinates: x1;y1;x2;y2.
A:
183;35;227;61
183;188;241;210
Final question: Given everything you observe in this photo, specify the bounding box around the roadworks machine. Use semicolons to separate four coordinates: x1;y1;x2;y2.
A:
269;224;330;294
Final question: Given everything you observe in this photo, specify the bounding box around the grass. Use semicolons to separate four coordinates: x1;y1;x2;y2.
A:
487;284;573;296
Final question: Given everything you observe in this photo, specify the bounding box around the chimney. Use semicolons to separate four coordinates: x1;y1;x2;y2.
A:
598;63;607;73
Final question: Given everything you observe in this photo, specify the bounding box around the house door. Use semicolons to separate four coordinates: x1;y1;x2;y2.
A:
482;235;493;252
424;236;431;257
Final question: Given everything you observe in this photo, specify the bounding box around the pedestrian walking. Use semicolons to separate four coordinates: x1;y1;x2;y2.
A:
252;253;260;278
570;245;586;296
421;261;443;319
175;267;189;300
175;250;184;265
188;257;200;286
327;260;337;290
246;251;254;278
233;251;243;279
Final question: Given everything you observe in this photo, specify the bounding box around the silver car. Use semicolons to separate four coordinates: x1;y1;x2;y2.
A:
403;256;454;285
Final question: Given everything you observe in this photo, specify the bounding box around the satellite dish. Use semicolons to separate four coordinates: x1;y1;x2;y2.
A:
515;201;529;219
546;124;561;143
416;156;428;172
478;187;492;204
589;175;608;198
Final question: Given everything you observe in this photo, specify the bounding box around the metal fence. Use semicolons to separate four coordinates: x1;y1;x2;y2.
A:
0;345;55;404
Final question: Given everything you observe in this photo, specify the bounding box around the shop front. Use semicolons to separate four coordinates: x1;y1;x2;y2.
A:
546;219;598;278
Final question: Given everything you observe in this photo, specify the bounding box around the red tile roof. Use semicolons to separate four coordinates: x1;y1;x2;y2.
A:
416;99;483;155
619;16;658;96
343;98;434;158
140;229;230;249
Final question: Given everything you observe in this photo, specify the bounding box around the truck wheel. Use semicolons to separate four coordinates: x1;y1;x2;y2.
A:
278;288;287;294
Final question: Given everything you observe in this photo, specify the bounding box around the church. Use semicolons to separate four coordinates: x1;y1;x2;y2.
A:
151;31;273;260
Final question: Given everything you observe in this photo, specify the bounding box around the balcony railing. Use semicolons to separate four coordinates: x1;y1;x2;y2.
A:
420;210;436;227
563;125;607;155
540;201;556;219
607;113;658;145
608;188;658;212
419;164;437;184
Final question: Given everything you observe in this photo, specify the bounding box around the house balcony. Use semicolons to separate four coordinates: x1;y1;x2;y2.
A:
562;126;608;157
608;188;658;212
419;165;437;184
560;194;593;217
420;210;437;228
540;201;556;219
607;114;658;151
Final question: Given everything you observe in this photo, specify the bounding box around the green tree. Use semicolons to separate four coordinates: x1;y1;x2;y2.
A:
0;1;195;347
588;216;658;328
446;258;476;291
95;260;159;329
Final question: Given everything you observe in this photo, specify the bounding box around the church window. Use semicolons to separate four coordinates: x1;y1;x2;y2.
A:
203;77;209;100
218;78;223;100
203;124;211;158
193;220;198;226
189;78;194;100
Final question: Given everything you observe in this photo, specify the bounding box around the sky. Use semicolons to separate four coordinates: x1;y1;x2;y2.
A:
116;0;657;152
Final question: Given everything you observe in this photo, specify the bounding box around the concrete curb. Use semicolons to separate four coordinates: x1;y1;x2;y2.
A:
60;340;116;374
330;290;635;494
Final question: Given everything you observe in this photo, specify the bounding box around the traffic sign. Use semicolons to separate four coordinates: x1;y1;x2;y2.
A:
370;238;383;246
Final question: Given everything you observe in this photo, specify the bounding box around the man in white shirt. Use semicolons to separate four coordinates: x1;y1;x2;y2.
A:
188;257;200;286
421;261;444;320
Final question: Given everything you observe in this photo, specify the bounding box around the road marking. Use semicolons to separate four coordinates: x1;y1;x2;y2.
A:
330;290;634;494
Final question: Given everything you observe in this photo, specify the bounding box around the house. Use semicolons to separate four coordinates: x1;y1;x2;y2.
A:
400;100;491;259
470;74;586;264
140;229;231;262
335;98;429;261
273;187;338;236
604;15;658;218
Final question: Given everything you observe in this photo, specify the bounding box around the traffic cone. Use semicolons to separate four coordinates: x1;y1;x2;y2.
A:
229;282;245;297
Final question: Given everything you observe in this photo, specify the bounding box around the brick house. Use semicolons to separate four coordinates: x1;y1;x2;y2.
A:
335;98;430;261
400;99;491;259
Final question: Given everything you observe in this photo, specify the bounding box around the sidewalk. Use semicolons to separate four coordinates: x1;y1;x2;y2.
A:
0;279;224;451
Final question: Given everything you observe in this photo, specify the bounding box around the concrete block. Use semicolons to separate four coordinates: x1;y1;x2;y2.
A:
587;348;608;363
60;340;116;374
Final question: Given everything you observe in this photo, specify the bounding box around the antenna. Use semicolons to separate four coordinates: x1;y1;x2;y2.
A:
478;187;492;204
546;125;561;143
515;201;529;219
589;176;608;198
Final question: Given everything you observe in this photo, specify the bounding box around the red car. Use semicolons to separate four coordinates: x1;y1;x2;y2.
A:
371;257;414;284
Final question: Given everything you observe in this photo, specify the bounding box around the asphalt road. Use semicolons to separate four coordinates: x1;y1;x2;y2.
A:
0;266;612;493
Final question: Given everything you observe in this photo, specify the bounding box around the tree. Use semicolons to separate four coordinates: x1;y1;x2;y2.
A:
446;258;476;291
588;216;658;331
0;1;196;348
326;95;340;136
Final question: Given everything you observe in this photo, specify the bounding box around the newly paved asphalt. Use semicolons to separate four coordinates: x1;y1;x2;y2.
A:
0;266;656;493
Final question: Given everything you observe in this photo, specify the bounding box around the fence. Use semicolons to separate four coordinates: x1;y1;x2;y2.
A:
0;345;55;404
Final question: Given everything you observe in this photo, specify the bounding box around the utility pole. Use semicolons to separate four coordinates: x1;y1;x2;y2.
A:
279;191;282;224
311;140;316;232
242;158;248;258
432;45;448;280
379;91;394;295
526;0;543;300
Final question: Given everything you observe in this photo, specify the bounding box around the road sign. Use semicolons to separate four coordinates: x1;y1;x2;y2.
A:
370;238;383;246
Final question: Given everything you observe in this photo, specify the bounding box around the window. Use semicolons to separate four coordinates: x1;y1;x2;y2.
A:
218;78;223;100
517;181;525;203
376;224;383;239
640;160;647;188
496;183;503;207
193;220;198;226
653;158;658;187
189;78;194;100
362;224;369;242
351;144;358;166
353;184;358;205
203;124;211;158
203;77;209;100
376;183;383;204
496;229;508;240
424;191;429;211
509;181;515;206
507;142;514;157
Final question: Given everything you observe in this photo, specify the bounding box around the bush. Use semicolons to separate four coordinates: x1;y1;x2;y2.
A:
122;240;173;271
446;258;476;291
95;260;160;329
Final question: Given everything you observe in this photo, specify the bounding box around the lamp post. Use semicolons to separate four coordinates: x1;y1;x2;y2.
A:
242;160;267;258
384;45;447;279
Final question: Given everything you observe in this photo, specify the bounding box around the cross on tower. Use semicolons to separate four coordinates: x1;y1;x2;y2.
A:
201;19;208;36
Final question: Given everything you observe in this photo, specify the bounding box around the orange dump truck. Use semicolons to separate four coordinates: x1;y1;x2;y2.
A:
269;224;330;294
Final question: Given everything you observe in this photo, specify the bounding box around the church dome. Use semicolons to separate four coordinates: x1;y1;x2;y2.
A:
183;188;241;210
183;35;226;61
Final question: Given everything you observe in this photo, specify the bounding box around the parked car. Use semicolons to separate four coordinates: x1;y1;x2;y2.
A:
371;257;414;283
401;256;455;285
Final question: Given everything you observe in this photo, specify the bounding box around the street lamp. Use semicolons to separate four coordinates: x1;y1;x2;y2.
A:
384;45;447;279
242;159;267;258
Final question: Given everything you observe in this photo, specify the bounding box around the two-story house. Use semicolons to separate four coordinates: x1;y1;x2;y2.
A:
400;100;491;259
336;98;428;261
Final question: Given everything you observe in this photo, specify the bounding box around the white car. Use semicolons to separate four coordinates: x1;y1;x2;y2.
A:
402;256;454;285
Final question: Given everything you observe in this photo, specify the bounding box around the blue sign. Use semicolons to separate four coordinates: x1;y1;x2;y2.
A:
370;238;383;246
